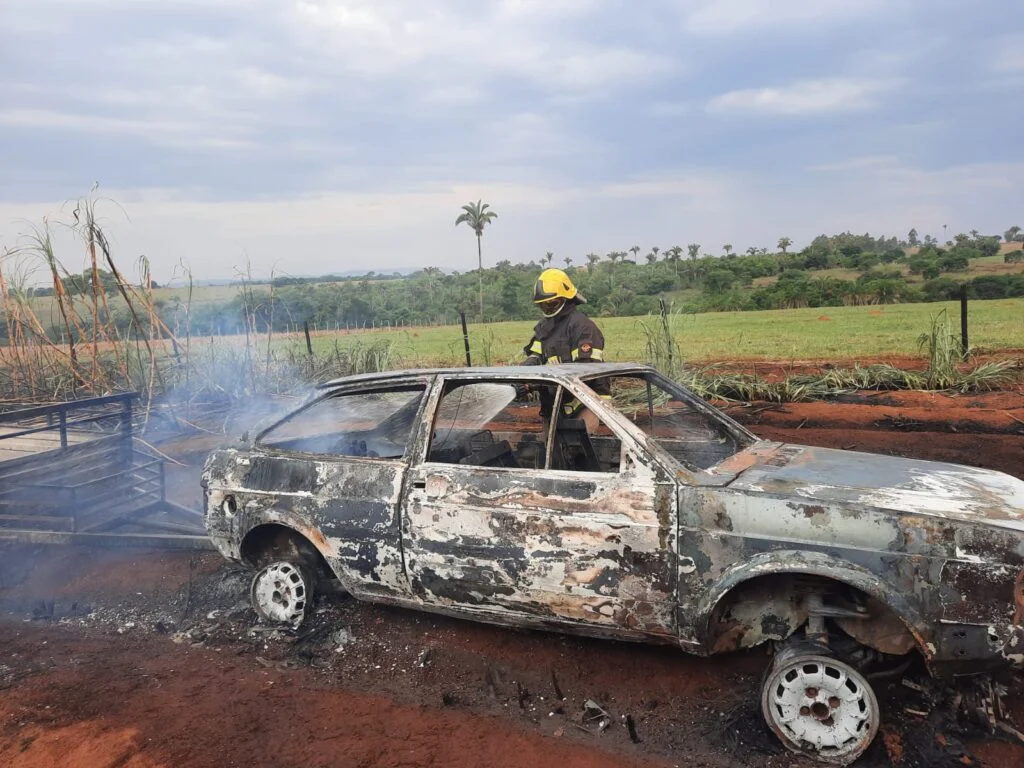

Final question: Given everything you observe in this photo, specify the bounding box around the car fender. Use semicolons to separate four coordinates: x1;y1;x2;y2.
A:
696;549;934;659
235;510;362;593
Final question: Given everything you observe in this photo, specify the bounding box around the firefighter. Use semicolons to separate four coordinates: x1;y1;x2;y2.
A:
521;269;609;435
522;268;605;366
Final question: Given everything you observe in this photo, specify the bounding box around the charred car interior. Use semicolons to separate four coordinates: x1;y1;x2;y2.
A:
202;363;1024;765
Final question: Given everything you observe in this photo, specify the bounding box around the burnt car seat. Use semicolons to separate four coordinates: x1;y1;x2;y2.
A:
552;418;600;472
459;439;518;468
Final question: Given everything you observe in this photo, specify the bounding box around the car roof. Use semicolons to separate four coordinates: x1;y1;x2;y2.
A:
317;362;655;389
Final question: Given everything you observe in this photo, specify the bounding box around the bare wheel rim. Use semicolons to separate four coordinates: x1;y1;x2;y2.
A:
761;654;879;765
250;561;309;625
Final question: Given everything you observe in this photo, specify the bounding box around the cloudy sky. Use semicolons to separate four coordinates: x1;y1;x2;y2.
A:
1;0;1022;282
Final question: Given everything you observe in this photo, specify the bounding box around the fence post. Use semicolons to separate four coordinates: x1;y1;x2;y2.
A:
459;311;472;366
960;283;969;360
303;321;313;358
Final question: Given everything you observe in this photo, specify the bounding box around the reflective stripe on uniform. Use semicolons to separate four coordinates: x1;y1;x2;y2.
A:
571;346;605;361
563;394;610;416
529;340;543;355
548;355;561;364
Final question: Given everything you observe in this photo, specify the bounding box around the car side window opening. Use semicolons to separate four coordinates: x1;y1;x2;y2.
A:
428;381;624;473
584;375;744;470
259;386;427;458
550;387;622;474
428;381;552;469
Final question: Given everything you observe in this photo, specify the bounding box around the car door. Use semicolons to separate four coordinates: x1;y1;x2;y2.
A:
244;381;430;601
401;376;678;641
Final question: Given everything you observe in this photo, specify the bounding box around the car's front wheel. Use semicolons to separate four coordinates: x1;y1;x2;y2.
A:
250;561;314;626
761;649;879;765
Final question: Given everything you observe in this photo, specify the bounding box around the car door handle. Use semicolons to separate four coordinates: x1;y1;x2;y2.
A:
412;479;426;489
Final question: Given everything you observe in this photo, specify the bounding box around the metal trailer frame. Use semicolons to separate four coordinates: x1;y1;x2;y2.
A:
0;393;212;549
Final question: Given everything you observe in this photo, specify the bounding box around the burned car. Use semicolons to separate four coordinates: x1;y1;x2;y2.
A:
201;363;1024;764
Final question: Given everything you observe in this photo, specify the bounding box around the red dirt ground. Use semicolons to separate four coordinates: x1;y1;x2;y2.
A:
1;374;1023;767
0;625;665;768
723;389;1024;477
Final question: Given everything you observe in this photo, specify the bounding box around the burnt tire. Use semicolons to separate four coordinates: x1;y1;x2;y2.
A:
250;560;315;626
761;651;879;765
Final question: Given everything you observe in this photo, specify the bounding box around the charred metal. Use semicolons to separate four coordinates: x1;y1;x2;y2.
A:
201;363;1024;682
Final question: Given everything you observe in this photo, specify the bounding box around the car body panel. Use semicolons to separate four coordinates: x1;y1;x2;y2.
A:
403;455;678;640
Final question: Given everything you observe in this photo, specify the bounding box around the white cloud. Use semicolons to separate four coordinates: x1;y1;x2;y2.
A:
3;159;1021;282
286;1;673;96
0;108;259;149
0;170;737;280
681;0;894;35
707;77;898;115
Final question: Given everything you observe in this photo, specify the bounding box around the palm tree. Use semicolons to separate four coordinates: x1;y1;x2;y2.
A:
455;199;498;322
723;244;733;257
606;251;622;289
777;236;792;254
667;245;683;276
544;251;555;266
686;244;701;285
564;255;573;269
586;252;600;273
645;252;658;265
629;245;640;263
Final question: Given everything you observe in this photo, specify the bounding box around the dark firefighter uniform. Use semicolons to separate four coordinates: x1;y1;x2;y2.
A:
522;301;605;365
521;269;608;417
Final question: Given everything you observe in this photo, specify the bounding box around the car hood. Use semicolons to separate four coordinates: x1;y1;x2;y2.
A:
727;443;1024;532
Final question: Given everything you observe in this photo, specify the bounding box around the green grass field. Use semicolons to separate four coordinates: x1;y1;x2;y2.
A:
296;298;1024;366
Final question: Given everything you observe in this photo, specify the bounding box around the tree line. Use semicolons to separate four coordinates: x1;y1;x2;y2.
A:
6;228;1024;343
148;229;1022;336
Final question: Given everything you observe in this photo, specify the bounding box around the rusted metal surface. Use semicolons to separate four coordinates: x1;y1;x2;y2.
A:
201;363;1024;675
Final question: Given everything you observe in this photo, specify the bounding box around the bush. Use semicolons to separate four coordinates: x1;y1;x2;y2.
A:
969;275;1011;299
922;277;960;302
907;256;933;274
977;237;1001;258
777;269;809;283
704;268;736;294
939;253;969;272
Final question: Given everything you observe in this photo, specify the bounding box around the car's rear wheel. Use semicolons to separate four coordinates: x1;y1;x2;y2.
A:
761;651;879;765
250;561;314;626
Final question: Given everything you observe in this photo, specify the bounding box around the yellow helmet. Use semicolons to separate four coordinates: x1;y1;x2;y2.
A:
533;268;585;305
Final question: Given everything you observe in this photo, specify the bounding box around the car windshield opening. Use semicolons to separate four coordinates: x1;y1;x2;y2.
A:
258;386;426;458
584;374;748;470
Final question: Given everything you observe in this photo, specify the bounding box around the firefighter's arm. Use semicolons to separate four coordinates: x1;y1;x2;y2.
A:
522;337;544;365
570;323;605;363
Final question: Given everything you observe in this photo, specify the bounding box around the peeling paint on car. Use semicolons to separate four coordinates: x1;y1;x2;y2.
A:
200;363;1024;676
